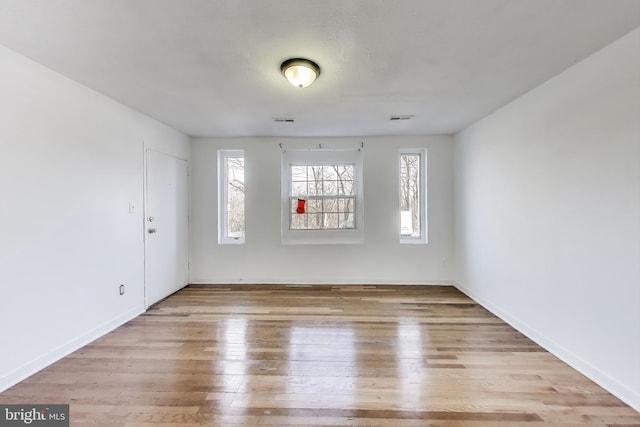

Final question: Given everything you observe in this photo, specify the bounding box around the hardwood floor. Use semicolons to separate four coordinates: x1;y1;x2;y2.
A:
1;284;638;426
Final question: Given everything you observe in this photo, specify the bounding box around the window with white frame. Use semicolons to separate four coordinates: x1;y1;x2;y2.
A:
282;149;363;244
218;150;245;244
400;149;427;244
290;164;356;230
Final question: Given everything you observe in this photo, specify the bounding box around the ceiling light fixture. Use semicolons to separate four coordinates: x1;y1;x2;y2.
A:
281;58;320;88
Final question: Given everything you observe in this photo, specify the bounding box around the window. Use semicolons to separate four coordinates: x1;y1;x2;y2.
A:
218;150;245;244
282;149;363;244
400;149;427;244
289;164;356;230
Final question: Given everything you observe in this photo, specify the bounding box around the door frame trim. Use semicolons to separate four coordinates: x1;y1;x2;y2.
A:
143;145;190;308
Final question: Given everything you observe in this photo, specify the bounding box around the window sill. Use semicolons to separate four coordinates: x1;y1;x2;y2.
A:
282;228;364;245
400;237;427;245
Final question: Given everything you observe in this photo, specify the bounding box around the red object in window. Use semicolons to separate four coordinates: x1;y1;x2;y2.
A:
296;199;306;214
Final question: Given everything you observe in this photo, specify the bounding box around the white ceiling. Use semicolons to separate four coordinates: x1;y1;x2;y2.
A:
0;0;638;137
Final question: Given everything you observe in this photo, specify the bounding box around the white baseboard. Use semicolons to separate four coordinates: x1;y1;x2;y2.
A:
188;280;456;286
453;281;640;413
0;304;145;393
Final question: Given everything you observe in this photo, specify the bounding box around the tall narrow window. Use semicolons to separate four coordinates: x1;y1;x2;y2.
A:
400;149;427;244
218;150;245;244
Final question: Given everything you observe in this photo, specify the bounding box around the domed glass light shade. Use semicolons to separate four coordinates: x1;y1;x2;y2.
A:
281;58;320;88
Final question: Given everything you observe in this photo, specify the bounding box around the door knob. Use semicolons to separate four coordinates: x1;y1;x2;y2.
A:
148;228;157;234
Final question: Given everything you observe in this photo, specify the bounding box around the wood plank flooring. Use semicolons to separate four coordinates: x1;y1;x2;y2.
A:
1;284;638;426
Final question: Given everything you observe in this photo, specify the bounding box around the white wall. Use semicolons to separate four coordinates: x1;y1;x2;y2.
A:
190;135;454;284
3;23;637;413
454;28;640;410
0;45;189;391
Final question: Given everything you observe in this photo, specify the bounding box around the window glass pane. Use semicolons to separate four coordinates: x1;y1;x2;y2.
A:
323;180;338;195
226;156;245;239
323;198;338;213
400;153;421;238
307;199;322;213
290;213;305;230
322;165;338;180
219;150;245;244
307;213;322;229
337;165;353;178
339;213;355;229
323;213;339;229
338;180;353;195
291;181;307;197
289;162;357;230
291;165;307;181
308;166;322;181
308;174;322;195
337;198;353;213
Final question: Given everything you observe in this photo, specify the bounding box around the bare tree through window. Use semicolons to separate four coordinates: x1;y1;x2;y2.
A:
400;153;421;238
218;150;245;243
290;164;355;230
225;156;245;238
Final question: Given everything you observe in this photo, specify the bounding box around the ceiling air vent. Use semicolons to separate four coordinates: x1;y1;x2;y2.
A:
389;115;414;121
273;118;295;123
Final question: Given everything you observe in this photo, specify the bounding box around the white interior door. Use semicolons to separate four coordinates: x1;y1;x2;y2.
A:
145;149;189;307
